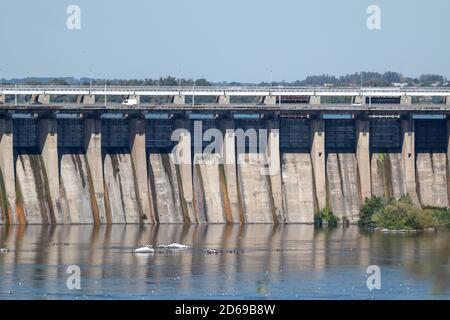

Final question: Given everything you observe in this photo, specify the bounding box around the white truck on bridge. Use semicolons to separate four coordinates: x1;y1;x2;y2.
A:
122;98;138;106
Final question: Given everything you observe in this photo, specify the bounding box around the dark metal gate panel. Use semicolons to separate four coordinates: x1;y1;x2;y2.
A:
146;119;174;149
280;119;310;151
13;119;39;148
58;119;84;148
235;119;267;153
192;119;219;150
325;119;355;152
101;119;129;148
415;119;447;152
370;119;401;151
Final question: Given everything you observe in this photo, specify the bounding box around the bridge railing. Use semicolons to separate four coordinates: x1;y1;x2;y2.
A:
1;85;450;97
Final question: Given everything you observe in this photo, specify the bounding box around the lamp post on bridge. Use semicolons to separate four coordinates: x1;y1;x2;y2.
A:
192;79;195;107
192;78;195;107
270;70;273;89
89;69;93;92
278;85;282;107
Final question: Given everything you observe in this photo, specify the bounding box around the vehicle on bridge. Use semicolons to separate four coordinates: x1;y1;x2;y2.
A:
122;98;138;106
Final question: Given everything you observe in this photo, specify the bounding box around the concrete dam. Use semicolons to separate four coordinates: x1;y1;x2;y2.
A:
1;86;450;224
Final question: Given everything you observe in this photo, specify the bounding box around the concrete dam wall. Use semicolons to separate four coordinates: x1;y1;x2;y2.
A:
1;115;450;225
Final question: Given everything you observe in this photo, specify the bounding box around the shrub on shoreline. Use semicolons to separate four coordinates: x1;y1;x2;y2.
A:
359;196;450;230
314;207;339;227
359;196;385;228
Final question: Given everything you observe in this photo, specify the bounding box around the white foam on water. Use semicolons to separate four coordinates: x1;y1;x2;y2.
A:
133;246;155;254
157;243;191;249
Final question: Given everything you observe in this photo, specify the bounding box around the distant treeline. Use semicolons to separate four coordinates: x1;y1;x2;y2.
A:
2;72;448;87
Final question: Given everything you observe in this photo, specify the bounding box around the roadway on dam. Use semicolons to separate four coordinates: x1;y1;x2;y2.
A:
2;103;450;112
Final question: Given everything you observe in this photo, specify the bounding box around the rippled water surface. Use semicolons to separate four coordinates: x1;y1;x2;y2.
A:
0;225;449;299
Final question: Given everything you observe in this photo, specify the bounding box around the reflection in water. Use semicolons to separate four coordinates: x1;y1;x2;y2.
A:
0;225;449;299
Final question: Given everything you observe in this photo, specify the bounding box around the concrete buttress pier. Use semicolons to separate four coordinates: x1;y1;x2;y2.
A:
401;118;418;204
129;118;154;223
220;118;241;223
32;94;50;104
401;96;412;106
174;118;196;223
217;95;230;104
38;116;61;223
310;96;321;105
352;96;365;105
311;119;326;210
263;96;277;105
266;119;284;223
356;119;371;201
84;117;107;224
172;95;186;104
0;117;16;224
77;95;95;105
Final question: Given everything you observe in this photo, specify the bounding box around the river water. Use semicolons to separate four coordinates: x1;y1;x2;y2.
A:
0;225;448;300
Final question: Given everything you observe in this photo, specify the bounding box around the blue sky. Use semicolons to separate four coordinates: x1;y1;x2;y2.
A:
0;0;449;82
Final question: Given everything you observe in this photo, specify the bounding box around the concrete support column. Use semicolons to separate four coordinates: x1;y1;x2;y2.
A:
446;96;450;106
217;95;230;104
266;119;284;223
311;119;326;210
220;118;241;223
0;94;5;104
77;95;95;105
174;118;196;223
172;95;185;104
0;117;16;224
352;96;365;105
401;96;412;105
129;118;153;223
401;118;417;200
356;120;371;201
310;96;321;105
84;117;107;224
32;94;50;104
262;96;277;105
38;116;61;223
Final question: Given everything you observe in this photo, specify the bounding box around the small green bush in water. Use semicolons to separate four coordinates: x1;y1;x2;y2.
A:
360;196;450;230
359;196;385;227
423;206;450;228
315;207;339;227
372;197;436;230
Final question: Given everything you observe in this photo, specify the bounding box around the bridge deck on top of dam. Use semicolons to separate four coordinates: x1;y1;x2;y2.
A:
2;103;450;113
1;85;450;96
1;85;450;113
